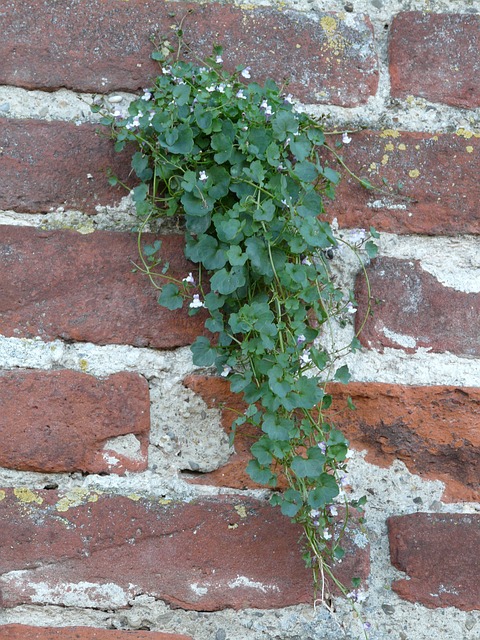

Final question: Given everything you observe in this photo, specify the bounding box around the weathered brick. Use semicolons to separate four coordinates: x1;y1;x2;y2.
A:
0;625;191;640
389;12;480;109
0;227;204;348
184;375;480;501
355;257;480;358
0;120;132;214
0;370;150;474
324;130;480;235
326;383;480;503
0;491;369;610
0;1;378;106
388;513;480;611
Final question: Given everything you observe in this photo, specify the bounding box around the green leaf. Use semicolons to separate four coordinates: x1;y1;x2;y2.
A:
131;183;148;203
289;135;312;162
158;283;183;310
246;459;276;486
272;111;299;141
210;266;246;295
226;245;248;266
307;474;340;508
278;489;303;517
181;191;214;216
163;124;194;155
250;439;274;466
185;234;227;270
293;160;318;182
365;240;378;258
261;413;293;441
334;364;351;384
291;448;326;479
190;336;217;366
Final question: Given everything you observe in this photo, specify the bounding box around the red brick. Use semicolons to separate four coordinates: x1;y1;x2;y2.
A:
0;227;205;348
324;130;480;235
355;257;480;358
389;12;480;109
0;1;377;106
0;491;369;610
326;383;480;503
184;376;480;502
388;513;480;611
0;370;149;474
0;626;191;640
0;120;132;214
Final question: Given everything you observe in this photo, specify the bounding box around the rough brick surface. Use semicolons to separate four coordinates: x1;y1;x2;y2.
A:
0;227;205;348
0;120;132;214
184;375;480;501
0;1;378;106
355;257;480;358
388;513;480;611
389;12;480;109
0;370;150;474
0;491;369;610
326;383;480;502
324;130;480;235
0;626;191;640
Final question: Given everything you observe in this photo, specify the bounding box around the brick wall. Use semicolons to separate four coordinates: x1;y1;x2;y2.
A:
0;2;479;639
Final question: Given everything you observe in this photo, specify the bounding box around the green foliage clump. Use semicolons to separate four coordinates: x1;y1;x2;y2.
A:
95;37;376;608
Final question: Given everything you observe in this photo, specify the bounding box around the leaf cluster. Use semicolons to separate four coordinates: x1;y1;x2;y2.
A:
98;41;375;596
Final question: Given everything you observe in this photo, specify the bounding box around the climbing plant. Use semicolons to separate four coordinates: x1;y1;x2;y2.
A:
93;32;377;629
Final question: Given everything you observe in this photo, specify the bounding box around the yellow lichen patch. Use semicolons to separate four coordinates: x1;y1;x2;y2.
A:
456;128;474;139
55;488;100;513
0;490;6;501
14;488;43;505
320;15;338;36
79;358;88;372
431;135;438;141
159;498;172;505
380;129;400;139
398;143;407;151
409;169;420;178
381;154;389;166
128;493;141;501
234;505;248;519
384;142;394;152
320;16;349;57
466;146;474;153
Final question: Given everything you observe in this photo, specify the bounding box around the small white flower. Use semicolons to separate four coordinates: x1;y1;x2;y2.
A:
339;472;349;487
310;509;320;519
329;505;338;517
141;90;152;101
241;67;251;79
217;83;226;93
162;66;172;75
349;228;367;244
299;350;312;366
323;530;332;540
301;257;312;266
236;89;246;99
317;441;327;454
220;365;232;377
284;93;294;104
206;85;216;92
182;272;195;285
342;132;352;144
199;171;208;182
216;55;223;63
346;302;357;314
189;294;205;309
297;334;306;345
